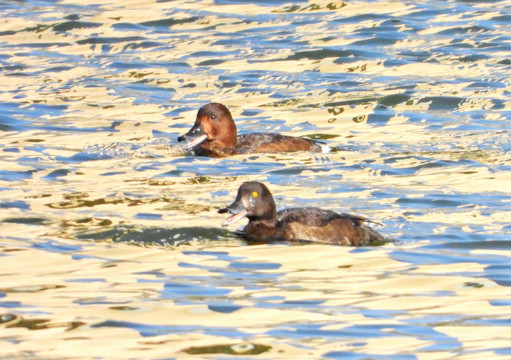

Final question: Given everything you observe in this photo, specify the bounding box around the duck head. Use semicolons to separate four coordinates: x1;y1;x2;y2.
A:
219;181;277;226
178;103;237;153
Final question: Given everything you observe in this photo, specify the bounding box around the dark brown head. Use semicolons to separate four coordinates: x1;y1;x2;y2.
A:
178;103;237;153
218;181;277;226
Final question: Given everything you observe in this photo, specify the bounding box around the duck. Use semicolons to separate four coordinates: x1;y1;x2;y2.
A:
178;102;326;157
218;181;385;246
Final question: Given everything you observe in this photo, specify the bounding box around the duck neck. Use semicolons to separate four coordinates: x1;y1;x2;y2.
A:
198;141;236;157
247;206;278;225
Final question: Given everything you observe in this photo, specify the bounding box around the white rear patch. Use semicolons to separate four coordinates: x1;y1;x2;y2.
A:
320;144;331;154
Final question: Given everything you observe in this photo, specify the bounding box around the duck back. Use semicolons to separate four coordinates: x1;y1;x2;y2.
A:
235;133;322;154
276;208;383;246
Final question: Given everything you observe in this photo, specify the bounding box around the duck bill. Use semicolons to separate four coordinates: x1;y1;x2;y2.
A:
183;134;207;149
218;201;248;226
178;123;208;149
221;209;248;226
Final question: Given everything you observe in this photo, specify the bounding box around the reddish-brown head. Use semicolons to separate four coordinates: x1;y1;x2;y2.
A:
197;103;237;147
178;103;237;152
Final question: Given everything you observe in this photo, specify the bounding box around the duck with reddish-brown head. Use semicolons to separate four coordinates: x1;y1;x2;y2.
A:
178;103;326;157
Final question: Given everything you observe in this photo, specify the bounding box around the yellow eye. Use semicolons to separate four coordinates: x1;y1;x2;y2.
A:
252;191;258;198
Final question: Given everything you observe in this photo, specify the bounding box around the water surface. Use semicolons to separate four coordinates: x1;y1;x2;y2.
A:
1;0;510;358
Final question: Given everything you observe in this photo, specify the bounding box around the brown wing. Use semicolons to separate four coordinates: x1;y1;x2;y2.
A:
235;133;322;154
277;208;384;246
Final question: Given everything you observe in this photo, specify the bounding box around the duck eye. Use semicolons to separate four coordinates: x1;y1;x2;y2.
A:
252;191;258;198
210;115;216;119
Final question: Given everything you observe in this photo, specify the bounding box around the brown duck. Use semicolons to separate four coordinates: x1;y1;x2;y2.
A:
178;103;325;157
219;181;385;246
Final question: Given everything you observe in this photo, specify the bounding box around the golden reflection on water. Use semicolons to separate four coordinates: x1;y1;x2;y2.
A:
1;0;511;358
2;233;511;358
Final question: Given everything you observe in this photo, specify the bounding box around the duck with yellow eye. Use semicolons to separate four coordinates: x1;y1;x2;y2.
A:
218;181;386;246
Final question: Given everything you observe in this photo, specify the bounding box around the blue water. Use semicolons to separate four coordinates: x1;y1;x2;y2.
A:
1;0;510;358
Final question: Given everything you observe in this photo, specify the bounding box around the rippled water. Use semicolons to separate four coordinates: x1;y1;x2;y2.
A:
1;0;510;358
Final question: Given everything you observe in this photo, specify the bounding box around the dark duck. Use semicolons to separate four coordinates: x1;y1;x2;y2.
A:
219;181;385;246
178;102;326;157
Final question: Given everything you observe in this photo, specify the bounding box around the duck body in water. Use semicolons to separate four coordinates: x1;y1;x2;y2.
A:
178;103;326;157
219;181;385;246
